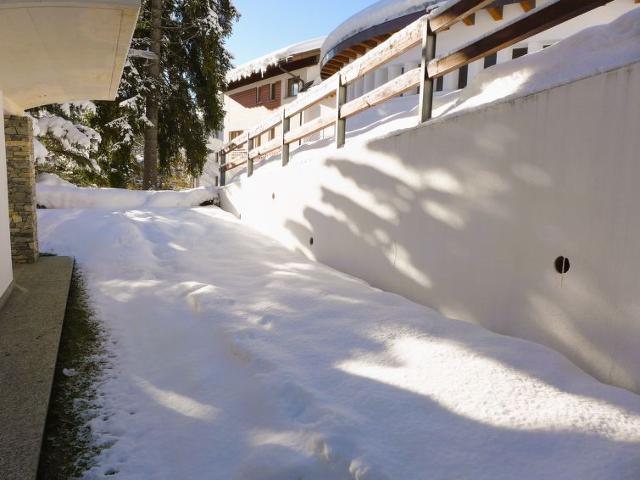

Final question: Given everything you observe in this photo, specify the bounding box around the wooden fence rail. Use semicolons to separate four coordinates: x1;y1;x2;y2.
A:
219;0;617;183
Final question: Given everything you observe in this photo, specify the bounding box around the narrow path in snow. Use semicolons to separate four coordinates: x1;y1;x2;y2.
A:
38;207;640;480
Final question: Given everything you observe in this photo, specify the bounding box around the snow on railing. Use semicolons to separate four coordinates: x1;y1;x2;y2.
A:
217;0;616;185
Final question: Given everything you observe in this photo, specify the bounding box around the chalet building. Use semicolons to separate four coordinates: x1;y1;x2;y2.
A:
221;38;325;167
217;0;637;173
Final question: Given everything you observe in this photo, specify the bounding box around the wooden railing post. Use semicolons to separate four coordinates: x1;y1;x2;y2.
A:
247;137;254;177
335;75;347;148
419;22;437;123
219;151;226;186
281;109;290;166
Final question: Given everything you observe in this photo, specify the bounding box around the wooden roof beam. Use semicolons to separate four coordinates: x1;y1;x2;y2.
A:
520;0;536;12
487;5;504;20
463;13;476;25
430;0;496;32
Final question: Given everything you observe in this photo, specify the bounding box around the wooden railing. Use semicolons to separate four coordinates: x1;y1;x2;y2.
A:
217;0;616;185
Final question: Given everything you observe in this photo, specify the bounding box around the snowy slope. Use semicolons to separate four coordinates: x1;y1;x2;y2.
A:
39;207;640;479
36;174;217;209
228;37;325;84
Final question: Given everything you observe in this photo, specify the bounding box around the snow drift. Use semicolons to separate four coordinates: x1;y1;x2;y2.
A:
38;207;640;479
36;174;217;209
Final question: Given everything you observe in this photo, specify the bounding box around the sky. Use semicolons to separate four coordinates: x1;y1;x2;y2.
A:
227;0;376;66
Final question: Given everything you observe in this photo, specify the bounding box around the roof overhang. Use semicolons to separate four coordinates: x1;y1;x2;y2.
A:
0;0;140;113
226;50;321;92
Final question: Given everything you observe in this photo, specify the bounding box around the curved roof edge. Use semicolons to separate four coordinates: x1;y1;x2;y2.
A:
321;0;443;61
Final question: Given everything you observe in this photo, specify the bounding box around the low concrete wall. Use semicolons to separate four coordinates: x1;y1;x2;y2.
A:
0;93;12;298
221;61;640;393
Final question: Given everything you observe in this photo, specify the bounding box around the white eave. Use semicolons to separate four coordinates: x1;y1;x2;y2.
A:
0;0;140;113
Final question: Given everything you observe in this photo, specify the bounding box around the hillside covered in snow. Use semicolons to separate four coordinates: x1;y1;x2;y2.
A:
36;174;217;209
39;206;640;479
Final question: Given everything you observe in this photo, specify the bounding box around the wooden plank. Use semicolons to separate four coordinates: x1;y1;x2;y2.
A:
341;15;428;85
248;112;282;138
428;0;613;78
284;115;334;145
220;158;248;172
429;0;496;33
520;0;536;12
221;132;249;154
462;13;476;26
219;151;226;185
341;68;422;119
249;137;281;160
419;23;437;123
335;78;347;148
247;138;254;176
285;75;339;118
487;5;504;21
281;110;291;166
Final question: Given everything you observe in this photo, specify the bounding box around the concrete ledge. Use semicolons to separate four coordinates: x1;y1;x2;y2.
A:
0;280;13;311
0;256;74;480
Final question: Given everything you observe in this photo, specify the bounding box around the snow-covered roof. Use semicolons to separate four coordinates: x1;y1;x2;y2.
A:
321;0;443;60
227;37;325;84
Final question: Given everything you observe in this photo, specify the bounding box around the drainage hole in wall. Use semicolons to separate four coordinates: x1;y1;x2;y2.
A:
309;237;314;246
554;256;570;274
272;193;275;200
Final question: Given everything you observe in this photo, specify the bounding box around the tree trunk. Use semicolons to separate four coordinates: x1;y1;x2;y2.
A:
143;0;163;189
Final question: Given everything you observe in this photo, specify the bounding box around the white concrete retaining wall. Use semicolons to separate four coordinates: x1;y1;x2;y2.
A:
0;91;14;300
221;61;640;393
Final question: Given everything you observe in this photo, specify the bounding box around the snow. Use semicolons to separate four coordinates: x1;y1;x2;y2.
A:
31;110;101;168
36;174;217;209
228;37;325;84
38;206;640;479
321;0;443;61
443;4;640;115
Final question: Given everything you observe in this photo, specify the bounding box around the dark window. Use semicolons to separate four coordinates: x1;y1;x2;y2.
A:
512;47;528;59
287;78;300;98
458;65;468;90
270;83;277;101
256;87;261;104
484;53;497;69
229;130;243;141
253;135;262;148
268;127;276;141
435;76;444;92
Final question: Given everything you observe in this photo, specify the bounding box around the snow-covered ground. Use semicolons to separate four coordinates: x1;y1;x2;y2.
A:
39;206;640;479
36;174;216;209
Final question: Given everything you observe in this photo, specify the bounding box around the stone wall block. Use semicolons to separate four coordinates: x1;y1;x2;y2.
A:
4;114;38;264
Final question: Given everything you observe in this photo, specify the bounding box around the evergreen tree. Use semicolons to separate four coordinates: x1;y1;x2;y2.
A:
135;0;239;188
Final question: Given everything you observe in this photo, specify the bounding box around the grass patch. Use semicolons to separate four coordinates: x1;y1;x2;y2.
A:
38;268;110;479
